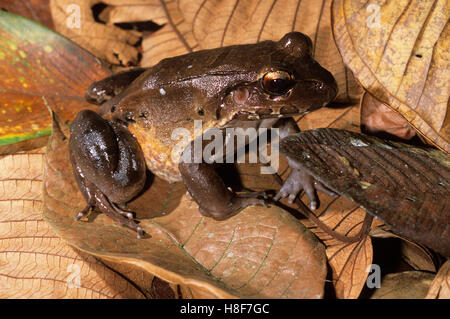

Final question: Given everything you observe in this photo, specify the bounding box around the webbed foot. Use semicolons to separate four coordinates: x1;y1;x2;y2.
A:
73;180;145;239
274;168;337;209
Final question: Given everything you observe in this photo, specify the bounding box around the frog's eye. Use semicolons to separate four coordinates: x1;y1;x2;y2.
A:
261;71;295;96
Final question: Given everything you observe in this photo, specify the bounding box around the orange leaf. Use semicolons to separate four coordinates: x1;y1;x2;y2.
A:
0;11;110;153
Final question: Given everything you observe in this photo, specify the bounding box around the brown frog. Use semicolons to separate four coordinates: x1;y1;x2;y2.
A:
69;32;338;238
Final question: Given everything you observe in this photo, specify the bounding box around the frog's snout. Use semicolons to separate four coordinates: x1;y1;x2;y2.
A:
302;66;338;108
309;77;338;106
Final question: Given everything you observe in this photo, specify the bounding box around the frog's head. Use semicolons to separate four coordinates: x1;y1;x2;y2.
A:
214;32;338;125
103;32;337;132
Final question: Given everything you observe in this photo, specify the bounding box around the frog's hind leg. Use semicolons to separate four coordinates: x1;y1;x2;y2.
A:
274;118;337;209
69;110;147;238
73;171;145;238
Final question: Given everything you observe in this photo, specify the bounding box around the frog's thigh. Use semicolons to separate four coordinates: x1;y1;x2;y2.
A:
69;110;146;204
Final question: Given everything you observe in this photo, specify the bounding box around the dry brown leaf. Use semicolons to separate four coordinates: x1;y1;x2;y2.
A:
332;0;449;153
370;226;438;273
106;0;362;103
0;149;159;298
301;196;373;299
370;271;435;299
426;260;450;299
42;113;328;299
280;128;450;256
246;104;373;299
361;91;417;140
49;0;141;65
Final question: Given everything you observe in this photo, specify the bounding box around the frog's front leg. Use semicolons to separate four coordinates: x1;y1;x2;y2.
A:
69;110;147;237
273;118;337;209
178;139;267;220
85;68;148;105
274;155;337;209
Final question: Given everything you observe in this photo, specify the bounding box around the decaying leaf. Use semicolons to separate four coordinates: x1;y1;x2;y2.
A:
280;128;450;257
0;11;110;154
332;0;449;153
49;0;142;65
370;226;438;273
426;260;450;299
0;149;159;298
361;91;417;140
301;196;373;299
370;271;435;299
237;104;373;298
42;111;328;299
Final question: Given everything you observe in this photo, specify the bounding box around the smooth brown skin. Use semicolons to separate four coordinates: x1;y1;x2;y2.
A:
69;32;337;236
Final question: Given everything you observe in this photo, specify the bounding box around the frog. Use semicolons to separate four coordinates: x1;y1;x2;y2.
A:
69;32;338;238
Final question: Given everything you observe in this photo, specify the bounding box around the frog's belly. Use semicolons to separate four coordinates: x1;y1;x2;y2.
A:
130;127;183;183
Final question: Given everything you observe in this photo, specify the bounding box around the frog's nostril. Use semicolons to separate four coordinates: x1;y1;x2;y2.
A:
306;79;325;91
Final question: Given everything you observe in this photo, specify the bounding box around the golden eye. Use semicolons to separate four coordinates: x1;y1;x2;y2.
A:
261;71;295;95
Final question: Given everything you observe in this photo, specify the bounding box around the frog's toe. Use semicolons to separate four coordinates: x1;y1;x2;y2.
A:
111;204;134;219
74;203;93;221
274;176;302;203
274;168;338;209
136;226;145;239
75;185;146;238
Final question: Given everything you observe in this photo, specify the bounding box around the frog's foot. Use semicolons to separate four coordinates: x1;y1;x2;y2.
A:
198;195;268;220
274;168;337;209
74;203;93;221
74;189;145;239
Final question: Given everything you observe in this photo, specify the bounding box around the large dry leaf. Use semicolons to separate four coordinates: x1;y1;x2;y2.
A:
246;104;375;299
0;149;160;298
296;104;375;299
301;196;373;299
0;11;110;154
426;260;450;299
332;0;449;153
94;0;361;102
370;226;438;272
280;128;450;257
370;271;435;299
50;0;142;65
42;114;328;299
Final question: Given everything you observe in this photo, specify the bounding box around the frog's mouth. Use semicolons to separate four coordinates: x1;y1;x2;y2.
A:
229;106;302;121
